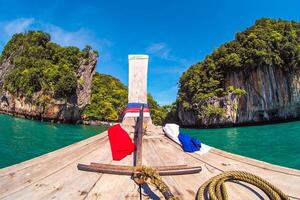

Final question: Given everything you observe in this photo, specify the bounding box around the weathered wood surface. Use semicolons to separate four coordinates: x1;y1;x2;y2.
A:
134;106;144;166
1;124;300;200
128;55;148;104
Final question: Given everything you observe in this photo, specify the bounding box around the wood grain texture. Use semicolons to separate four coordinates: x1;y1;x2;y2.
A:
1;125;300;200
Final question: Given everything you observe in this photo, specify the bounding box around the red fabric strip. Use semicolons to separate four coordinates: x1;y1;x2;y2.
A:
124;108;150;113
108;124;135;160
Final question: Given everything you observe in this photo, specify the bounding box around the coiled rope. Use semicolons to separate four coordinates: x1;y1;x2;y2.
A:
196;171;290;200
133;166;290;200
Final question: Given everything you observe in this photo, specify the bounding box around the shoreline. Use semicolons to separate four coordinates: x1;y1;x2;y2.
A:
2;110;300;128
2;111;299;170
179;116;300;129
82;120;117;127
0;111;115;127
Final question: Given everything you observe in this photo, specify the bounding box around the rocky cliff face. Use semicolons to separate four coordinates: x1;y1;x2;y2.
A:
75;52;97;110
178;66;300;127
0;52;97;123
0;56;14;86
177;92;240;127
177;18;300;127
226;66;300;123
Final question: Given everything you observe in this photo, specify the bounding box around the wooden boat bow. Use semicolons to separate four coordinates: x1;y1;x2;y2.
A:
77;106;202;176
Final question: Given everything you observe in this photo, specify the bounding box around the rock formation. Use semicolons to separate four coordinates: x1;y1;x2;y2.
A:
178;67;300;127
226;66;300;123
177;18;300;127
0;39;97;123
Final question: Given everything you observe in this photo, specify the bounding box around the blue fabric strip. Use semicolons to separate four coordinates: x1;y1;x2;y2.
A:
178;133;201;152
127;103;149;108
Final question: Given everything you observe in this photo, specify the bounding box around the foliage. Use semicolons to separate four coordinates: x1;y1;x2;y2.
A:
227;86;247;96
178;18;300;117
147;94;168;125
83;73;169;125
162;102;180;124
0;31;168;124
202;104;226;118
83;73;128;121
1;31;97;100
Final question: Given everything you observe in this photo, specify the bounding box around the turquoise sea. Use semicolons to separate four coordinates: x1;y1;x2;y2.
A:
1;113;300;170
0;114;107;168
182;121;300;170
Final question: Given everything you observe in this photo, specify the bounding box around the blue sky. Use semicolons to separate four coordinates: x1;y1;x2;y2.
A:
0;0;299;105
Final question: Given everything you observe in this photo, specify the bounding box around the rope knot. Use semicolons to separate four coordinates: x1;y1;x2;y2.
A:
132;165;179;200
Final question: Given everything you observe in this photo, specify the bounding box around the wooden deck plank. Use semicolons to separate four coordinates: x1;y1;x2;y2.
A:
147;137;271;200
1;135;111;200
0;136;108;199
85;174;139;200
163;137;300;198
145;138;196;199
82;126;141;200
0;133;107;176
211;148;300;176
84;146;139;199
201;151;300;199
164;136;300;198
1;126;300;200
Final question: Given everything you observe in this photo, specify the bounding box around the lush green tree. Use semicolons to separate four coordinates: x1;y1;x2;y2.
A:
147;94;168;125
84;73;169;125
161;102;179;124
178;18;300;120
1;31;97;101
83;73;128;121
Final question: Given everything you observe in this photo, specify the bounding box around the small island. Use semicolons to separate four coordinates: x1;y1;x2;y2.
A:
0;31;97;123
177;18;300;127
0;32;168;125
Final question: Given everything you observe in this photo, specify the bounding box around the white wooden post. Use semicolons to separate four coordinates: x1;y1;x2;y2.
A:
122;55;152;125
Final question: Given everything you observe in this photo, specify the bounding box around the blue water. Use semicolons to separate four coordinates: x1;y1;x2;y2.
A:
1;113;300;170
182;121;300;170
0;114;107;168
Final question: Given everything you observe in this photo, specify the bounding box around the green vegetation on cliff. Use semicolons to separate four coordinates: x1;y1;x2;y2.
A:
0;31;97;100
83;72;169;125
147;95;169;125
178;18;300;119
0;31;168;125
83;73;128;121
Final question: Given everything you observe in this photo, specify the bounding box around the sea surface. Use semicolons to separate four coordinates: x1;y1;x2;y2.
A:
0;114;107;168
1;113;300;170
182;121;300;170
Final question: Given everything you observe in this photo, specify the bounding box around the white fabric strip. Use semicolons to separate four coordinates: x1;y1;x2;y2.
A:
123;112;150;118
163;123;211;155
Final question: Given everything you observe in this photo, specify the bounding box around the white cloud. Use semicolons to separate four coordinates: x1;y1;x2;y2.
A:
146;42;193;64
42;24;112;50
3;18;34;36
146;42;172;60
0;18;112;65
146;42;195;75
46;25;90;47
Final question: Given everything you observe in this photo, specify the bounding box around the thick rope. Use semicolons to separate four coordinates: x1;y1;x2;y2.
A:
133;166;180;200
197;171;290;200
133;167;290;200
